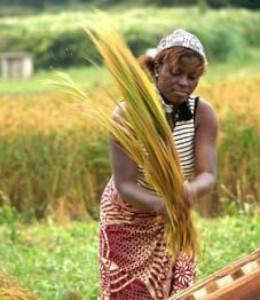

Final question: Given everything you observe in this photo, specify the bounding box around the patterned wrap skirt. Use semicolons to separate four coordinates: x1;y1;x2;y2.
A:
98;178;196;300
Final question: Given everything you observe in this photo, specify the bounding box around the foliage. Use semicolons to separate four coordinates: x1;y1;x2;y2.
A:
0;0;260;9
217;114;259;210
0;94;111;220
197;77;260;211
196;214;260;278
208;0;260;9
0;219;100;300
0;8;260;68
0;214;259;299
189;24;246;62
0;272;35;300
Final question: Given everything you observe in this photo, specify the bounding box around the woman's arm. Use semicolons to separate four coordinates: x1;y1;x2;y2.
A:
187;99;218;202
110;104;165;215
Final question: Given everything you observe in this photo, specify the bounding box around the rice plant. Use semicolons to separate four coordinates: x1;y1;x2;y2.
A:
0;272;36;300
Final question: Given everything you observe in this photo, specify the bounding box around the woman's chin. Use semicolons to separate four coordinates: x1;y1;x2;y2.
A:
170;94;188;105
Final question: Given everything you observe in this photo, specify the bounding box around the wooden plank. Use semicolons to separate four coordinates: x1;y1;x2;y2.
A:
206;269;260;300
168;249;260;300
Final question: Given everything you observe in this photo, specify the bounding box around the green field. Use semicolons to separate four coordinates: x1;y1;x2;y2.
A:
0;210;259;299
0;47;260;95
0;66;111;94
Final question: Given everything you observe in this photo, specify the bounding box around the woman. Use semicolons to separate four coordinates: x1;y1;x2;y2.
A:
98;29;218;300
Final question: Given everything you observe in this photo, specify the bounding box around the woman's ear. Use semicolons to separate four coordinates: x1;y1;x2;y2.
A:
154;63;161;78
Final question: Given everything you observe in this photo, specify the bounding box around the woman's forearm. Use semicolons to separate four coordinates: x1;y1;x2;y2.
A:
116;173;215;213
115;181;165;215
188;172;216;201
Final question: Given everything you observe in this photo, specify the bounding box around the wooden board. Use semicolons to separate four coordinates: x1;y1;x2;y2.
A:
169;249;260;300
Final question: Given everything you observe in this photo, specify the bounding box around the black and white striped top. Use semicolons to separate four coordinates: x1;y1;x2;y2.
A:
137;95;199;190
173;96;198;178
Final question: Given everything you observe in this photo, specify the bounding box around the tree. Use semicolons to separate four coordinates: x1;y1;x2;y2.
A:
207;0;230;9
230;0;260;9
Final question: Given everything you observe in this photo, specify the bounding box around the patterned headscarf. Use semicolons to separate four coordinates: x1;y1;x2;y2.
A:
157;29;208;65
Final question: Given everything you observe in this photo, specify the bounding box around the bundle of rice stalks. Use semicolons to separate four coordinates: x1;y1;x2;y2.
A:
0;272;36;300
55;12;197;257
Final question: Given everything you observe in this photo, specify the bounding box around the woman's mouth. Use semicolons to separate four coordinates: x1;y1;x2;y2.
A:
173;90;188;97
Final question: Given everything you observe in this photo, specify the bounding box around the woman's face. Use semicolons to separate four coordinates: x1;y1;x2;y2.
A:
156;56;202;106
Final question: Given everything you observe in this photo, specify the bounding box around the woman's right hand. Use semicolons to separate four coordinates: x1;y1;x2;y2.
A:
184;180;196;208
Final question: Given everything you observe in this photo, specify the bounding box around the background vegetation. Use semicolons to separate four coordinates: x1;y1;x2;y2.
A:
0;7;260;68
0;206;259;300
0;3;259;300
0;0;259;10
0;52;259;219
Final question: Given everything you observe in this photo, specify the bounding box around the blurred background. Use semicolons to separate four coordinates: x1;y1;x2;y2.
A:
0;1;259;299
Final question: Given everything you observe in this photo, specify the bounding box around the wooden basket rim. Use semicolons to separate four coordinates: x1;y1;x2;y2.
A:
169;248;260;300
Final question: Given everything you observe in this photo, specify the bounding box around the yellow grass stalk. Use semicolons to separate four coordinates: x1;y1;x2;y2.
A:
55;12;197;257
0;272;36;300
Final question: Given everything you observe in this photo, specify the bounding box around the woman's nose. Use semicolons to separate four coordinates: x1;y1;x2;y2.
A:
178;75;189;87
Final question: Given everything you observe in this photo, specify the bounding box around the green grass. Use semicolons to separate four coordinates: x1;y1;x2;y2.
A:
201;48;260;83
0;48;259;95
196;214;260;279
0;215;99;300
0;66;111;95
0;210;259;299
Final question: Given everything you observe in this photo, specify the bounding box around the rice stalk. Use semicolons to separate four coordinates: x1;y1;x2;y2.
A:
55;12;197;257
0;272;36;300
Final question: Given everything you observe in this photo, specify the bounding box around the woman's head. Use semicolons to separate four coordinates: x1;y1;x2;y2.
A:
139;29;207;106
155;46;205;106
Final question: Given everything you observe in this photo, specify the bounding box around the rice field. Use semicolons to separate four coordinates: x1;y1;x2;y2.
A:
0;73;259;219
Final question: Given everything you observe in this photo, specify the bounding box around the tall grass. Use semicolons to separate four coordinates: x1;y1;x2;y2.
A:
197;78;260;213
0;271;35;300
0;93;111;220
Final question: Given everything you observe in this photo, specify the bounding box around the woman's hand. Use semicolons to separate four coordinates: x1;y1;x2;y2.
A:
184;180;196;207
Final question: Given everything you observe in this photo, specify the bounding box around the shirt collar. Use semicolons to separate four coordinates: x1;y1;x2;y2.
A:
158;92;193;121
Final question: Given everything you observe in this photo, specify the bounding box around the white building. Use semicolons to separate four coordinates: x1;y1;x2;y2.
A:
1;52;34;80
